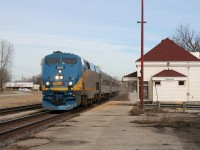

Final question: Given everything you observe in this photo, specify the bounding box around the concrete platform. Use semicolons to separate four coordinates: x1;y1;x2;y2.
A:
4;98;200;150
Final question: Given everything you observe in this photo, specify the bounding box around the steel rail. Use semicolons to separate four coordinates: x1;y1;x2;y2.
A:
0;107;85;147
0;111;60;136
0;99;110;147
0;104;42;116
0;110;50;131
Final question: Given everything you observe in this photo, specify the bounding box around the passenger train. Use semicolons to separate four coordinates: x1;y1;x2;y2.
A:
41;51;120;110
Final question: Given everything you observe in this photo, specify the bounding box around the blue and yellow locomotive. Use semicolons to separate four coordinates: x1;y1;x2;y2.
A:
41;51;119;110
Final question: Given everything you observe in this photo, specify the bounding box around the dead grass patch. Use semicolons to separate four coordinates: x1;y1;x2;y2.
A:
130;119;155;124
130;113;196;128
129;106;144;116
68;120;78;122
159;114;172;124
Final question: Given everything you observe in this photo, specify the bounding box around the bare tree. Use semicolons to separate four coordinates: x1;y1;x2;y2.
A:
0;68;11;83
25;74;42;84
0;39;14;92
22;74;42;85
33;74;42;85
172;24;200;52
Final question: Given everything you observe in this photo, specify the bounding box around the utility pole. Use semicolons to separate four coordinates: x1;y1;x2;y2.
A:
137;0;146;109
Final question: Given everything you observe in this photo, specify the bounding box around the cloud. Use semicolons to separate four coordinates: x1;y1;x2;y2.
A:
1;32;138;80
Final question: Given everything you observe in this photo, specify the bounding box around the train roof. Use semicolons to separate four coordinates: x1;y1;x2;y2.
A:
45;51;80;58
43;51;118;82
44;51;101;70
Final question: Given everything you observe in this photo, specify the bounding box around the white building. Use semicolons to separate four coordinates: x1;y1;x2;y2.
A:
6;82;41;91
123;38;200;103
6;82;33;89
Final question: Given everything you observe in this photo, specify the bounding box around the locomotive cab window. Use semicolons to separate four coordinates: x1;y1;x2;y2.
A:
45;58;60;64
62;58;77;64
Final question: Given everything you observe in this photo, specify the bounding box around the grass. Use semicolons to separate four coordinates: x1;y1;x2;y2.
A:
130;113;194;128
129;106;144;116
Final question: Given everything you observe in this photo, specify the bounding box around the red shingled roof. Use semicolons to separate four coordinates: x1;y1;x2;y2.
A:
153;69;187;77
137;38;200;61
124;71;137;77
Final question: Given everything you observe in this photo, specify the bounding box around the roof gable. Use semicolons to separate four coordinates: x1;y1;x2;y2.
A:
124;71;137;77
137;38;200;62
152;69;187;77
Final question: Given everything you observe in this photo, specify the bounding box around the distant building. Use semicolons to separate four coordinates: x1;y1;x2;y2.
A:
33;84;40;91
6;82;33;90
123;38;200;103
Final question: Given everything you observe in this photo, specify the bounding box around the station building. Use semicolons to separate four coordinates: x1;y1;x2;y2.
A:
123;38;200;103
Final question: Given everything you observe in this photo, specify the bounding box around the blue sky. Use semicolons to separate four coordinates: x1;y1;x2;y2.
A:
0;0;200;81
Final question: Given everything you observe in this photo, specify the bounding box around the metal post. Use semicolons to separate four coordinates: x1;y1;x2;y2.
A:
156;101;160;110
137;0;146;109
183;102;186;113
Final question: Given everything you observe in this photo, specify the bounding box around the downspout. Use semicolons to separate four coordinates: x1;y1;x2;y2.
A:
187;62;190;102
155;81;158;102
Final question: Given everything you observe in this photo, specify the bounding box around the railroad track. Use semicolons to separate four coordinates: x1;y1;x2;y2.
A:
0;99;109;147
0;107;86;147
0;110;51;134
0;104;42;116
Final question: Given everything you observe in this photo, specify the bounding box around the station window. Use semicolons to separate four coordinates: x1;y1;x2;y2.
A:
155;81;161;86
179;81;185;85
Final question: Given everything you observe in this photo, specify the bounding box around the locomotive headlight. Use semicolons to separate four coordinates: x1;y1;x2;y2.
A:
68;81;73;86
59;75;64;80
55;75;59;80
46;82;50;86
58;70;62;73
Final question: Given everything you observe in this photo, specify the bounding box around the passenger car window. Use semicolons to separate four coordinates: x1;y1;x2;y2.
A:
45;58;60;64
87;62;90;69
62;58;77;64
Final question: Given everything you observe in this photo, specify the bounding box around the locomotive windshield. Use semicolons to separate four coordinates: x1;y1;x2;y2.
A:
62;58;77;64
45;58;60;64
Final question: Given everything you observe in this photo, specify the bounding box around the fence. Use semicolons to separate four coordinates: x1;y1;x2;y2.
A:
137;101;200;112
